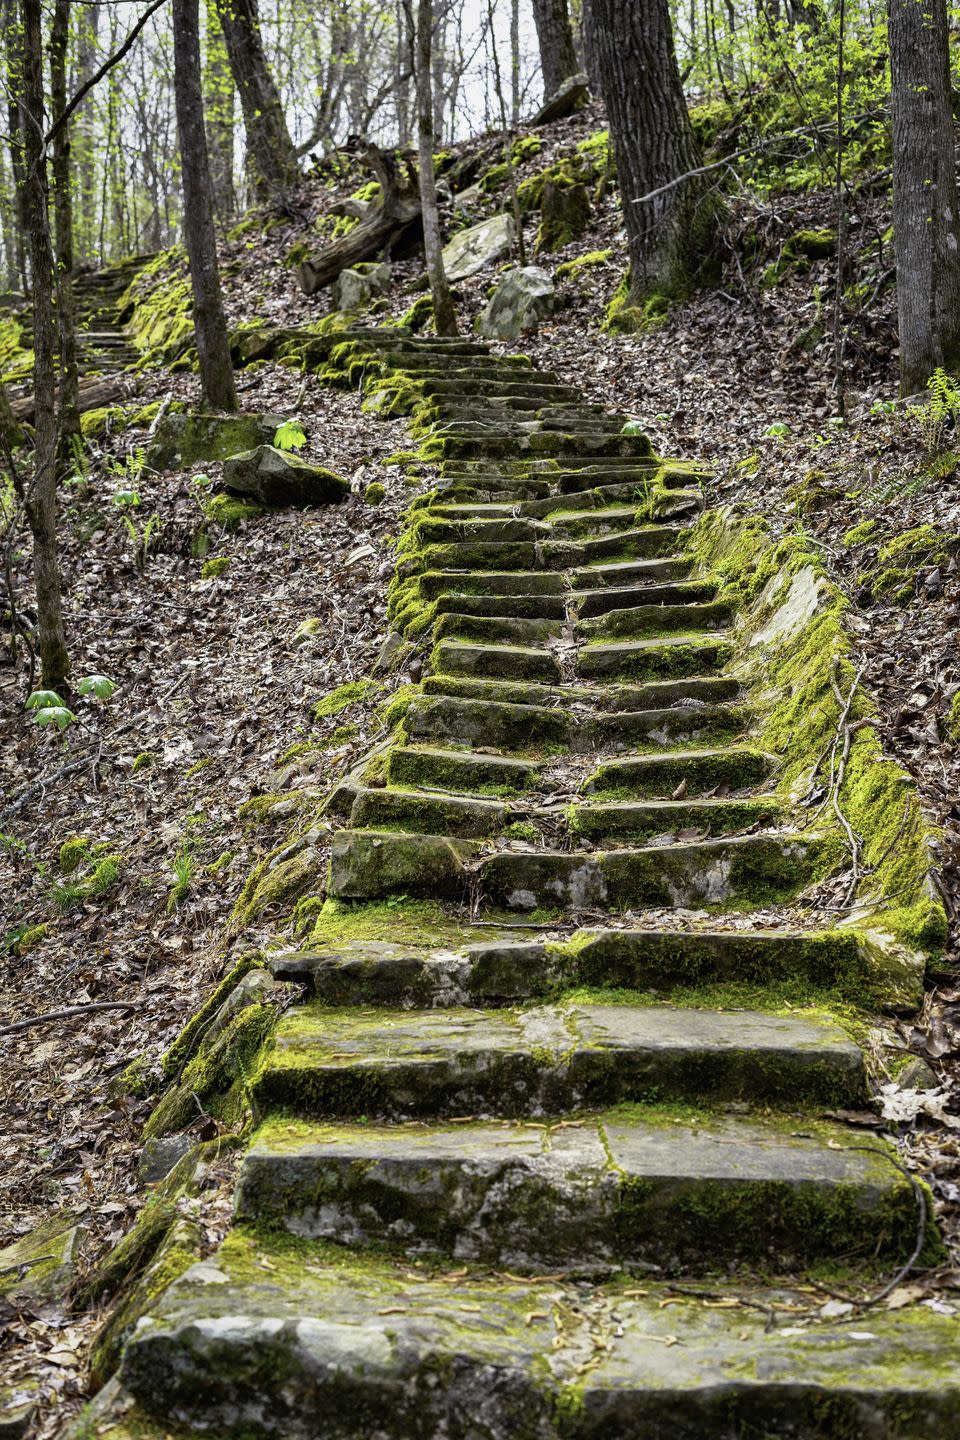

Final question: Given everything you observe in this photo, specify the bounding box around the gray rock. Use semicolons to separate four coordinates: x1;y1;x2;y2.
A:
442;213;516;282
222;445;349;507
478;266;555;340
330;262;391;312
530;72;590;127
138;1134;193;1184
899;1056;940;1091
146;411;287;472
0;1213;84;1304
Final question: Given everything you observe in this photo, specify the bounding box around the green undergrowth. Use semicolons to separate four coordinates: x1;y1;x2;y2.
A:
689;509;946;951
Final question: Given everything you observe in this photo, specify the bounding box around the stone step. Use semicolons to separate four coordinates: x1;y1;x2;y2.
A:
571;557;691;586
409;530;686;577
433;591;568;620
576;633;733;682
252;1000;867;1118
416;568;569;597
387;744;537;794
350;786;508;837
547;505;654;538
520;481;696;518
117;1236;960;1439
579;600;734;638
412;516;546;545
585;744;774;796
420;378;579;401
236;1111;918;1271
576;581;718;615
271;924;894;1008
476;831;822;911
420;673;743;711
432;612;562;647
431;638;561;683
440;432;655;461
405;693;745;753
569;795;780;842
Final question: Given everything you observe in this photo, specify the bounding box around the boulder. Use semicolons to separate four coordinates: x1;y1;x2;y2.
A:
442;213;516;282
330;261;392;312
478;267;555;341
222;446;349;508
530;73;590;127
146;411;287;472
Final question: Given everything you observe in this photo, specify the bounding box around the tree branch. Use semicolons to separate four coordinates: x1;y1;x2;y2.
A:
44;0;170;146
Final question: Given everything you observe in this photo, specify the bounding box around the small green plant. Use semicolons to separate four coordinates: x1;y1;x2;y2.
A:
25;674;116;733
765;420;792;440
908;367;960;455
274;420;307;452
167;840;195;913
112;489;162;570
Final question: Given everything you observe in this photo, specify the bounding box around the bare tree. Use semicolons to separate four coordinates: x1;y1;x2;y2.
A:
403;0;457;336
584;0;715;303
173;0;238;409
49;0;80;446
888;0;960;394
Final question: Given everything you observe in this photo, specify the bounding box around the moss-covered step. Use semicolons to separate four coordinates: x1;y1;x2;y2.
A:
478;832;824;912
570;556;692;586
251;1000;866;1118
328;831;477;900
235;1113;925;1271
387;744;538;794
576;634;733;681
116;1230;960;1439
579;600;733;639
420;377;580;401
576;525;688;561
271;922;915;1009
431;612;563;647
585;745;774;797
588;701;746;750
430;638;561;683
421;673;742;711
349;786;508;838
570;796;780;843
415;569;568;599
576;580;718;614
433;591;568;620
409;516;546;545
404;694;569;749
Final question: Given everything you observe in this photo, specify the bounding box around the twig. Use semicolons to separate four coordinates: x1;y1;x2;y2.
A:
44;0;170;146
804;1145;927;1308
0;1001;135;1037
0;1254;55;1279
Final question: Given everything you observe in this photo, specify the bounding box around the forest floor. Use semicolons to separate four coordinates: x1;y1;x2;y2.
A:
3;100;960;1431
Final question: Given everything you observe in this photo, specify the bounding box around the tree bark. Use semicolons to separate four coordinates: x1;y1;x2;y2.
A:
584;0;715;302
213;0;300;196
2;0;28;291
19;0;70;690
49;0;80;447
531;0;579;99
888;0;960;394
173;0;238;410
404;0;457;336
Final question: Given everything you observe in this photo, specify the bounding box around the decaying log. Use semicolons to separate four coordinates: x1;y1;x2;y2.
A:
297;141;422;297
10;374;130;425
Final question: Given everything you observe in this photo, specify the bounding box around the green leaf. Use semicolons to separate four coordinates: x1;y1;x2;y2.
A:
26;689;63;710
33;705;76;731
620;420;646;436
274;420;307;452
765;421;791;439
77;674;117;699
111;489;141;506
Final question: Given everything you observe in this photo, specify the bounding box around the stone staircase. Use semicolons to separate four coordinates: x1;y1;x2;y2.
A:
98;331;959;1436
72;258;144;375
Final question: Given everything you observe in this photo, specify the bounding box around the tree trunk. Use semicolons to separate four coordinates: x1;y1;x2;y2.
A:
204;0;236;220
889;0;960;394
173;0;238;411
213;0;299;196
2;0;28;292
584;0;715;302
19;0;70;690
49;0;80;447
404;0;457;336
531;0;579;99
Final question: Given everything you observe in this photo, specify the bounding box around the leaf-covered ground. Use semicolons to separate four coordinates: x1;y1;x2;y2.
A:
3;99;960;1430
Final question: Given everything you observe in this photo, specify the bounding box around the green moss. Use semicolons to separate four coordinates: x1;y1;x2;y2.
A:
147;1002;276;1138
364;481;385;505
118;1054;157;1098
536;177;591;253
308;895;481;950
122;247;194;363
202;493;266;529
314;678;377;719
161;957;263;1080
556;249;613;280
945;691;960;744
843;519;877;546
604;277;669;334
762;228;837;287
200;555;231;578
58;835;90;873
79;405;128;438
131;751;154;774
15;922;47;953
511;135;544;164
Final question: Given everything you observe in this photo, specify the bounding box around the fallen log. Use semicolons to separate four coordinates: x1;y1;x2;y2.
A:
297;141;422;297
10;374;131;425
